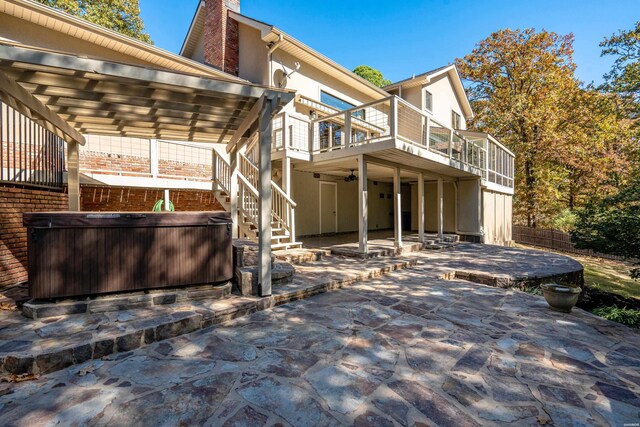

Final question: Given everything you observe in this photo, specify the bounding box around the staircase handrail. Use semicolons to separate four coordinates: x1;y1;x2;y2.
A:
238;152;297;207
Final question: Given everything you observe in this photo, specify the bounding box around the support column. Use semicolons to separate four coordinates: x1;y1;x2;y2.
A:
393;166;402;248
282;155;291;197
418;172;425;243
150;139;159;178
212;150;219;191
258;97;275;297
437;177;444;240
478;179;484;241
229;149;238;239
67;140;80;211
282;154;294;243
358;155;368;253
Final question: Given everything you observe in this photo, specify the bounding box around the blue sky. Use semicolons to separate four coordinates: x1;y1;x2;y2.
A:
139;0;639;85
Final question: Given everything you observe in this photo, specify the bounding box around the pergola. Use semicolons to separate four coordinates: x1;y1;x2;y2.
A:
0;42;294;296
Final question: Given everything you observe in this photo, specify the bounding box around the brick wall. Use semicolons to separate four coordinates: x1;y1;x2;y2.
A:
81;153;213;180
0;185;68;288
81;152;151;176
157;160;211;180
204;0;240;75
80;185;224;212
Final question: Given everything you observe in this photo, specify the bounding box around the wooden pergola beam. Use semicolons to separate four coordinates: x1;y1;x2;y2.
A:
0;70;85;145
226;95;263;154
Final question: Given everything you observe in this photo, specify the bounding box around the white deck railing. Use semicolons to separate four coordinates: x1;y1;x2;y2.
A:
300;95;514;188
271;113;311;153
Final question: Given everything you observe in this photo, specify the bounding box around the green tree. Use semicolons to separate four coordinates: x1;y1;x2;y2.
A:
572;21;640;279
36;0;152;43
572;173;640;279
353;65;392;88
600;21;640;125
456;29;632;227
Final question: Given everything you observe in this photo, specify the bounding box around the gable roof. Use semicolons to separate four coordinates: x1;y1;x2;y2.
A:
384;64;474;120
1;0;245;83
180;2;389;100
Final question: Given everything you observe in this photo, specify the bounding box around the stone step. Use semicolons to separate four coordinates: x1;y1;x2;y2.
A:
330;241;424;259
234;261;296;296
275;248;330;265
22;282;232;320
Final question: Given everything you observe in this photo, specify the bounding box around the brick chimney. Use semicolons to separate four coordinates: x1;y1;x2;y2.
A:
203;0;240;76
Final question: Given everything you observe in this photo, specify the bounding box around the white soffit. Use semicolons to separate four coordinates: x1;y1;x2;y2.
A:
1;0;244;83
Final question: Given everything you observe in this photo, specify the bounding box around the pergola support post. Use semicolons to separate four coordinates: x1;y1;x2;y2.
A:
418;172;425;243
477;178;483;240
67;140;80;211
258;96;275;297
393;166;402;248
358;154;368;253
437;177;444;240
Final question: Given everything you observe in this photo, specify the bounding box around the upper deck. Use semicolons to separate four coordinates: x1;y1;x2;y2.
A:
271;95;515;193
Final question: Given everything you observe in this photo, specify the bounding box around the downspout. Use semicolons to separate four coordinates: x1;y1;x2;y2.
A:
267;34;284;87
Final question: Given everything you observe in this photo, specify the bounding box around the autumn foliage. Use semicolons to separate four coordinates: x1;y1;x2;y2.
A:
456;29;634;228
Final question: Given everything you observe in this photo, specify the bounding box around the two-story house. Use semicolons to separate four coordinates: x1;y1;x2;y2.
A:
179;0;514;249
0;0;514;288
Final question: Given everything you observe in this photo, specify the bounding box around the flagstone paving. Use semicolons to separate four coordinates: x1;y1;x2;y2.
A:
0;248;639;426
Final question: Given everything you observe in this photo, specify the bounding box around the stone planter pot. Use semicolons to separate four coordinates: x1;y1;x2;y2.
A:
540;283;581;313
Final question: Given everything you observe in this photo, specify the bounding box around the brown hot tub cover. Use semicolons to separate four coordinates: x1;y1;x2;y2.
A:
24;211;232;299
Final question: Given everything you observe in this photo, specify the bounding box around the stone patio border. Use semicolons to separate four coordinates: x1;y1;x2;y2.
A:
0;257;416;377
446;268;584;289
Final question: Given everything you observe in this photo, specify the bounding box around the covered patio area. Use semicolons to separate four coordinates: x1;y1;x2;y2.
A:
0;41;294;297
293;153;484;255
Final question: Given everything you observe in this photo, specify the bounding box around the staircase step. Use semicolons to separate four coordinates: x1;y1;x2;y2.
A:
234;261;295;296
275;248;329;264
271;242;304;250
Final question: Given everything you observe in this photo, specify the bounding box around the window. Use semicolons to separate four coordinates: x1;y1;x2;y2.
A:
452;111;461;129
321;91;354;111
320;91;365;119
424;90;433;112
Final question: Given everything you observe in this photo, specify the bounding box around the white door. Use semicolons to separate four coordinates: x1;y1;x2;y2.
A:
319;181;337;234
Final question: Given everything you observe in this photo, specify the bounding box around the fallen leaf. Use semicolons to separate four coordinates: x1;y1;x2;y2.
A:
0;373;40;383
78;364;96;376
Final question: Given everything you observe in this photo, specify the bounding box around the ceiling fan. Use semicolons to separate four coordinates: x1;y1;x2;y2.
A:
344;170;358;182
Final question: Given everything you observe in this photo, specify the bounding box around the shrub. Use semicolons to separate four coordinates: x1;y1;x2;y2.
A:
592;306;640;328
552;209;578;232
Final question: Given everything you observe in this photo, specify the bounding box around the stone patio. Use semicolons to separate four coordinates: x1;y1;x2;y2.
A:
0;244;638;426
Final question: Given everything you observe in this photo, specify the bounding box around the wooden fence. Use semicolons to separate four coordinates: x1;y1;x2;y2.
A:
512;225;626;261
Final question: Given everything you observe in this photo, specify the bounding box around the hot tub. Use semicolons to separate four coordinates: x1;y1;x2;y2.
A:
24;211;232;299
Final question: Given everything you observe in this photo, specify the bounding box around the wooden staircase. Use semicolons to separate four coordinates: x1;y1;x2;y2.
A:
212;146;302;250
